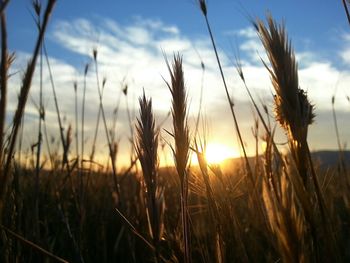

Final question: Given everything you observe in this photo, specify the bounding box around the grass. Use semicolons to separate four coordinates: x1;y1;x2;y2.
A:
165;54;191;263
0;1;349;262
135;91;164;262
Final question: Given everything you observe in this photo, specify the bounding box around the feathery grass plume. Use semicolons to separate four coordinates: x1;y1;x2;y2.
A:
165;55;189;183
164;53;191;263
254;15;314;186
256;15;341;262
135;92;164;262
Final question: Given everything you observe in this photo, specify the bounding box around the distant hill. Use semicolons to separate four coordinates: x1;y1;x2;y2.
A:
159;150;350;172
311;150;350;169
219;150;350;172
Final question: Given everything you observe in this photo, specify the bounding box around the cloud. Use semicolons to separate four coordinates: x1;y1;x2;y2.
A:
8;16;350;167
236;26;349;111
339;33;350;66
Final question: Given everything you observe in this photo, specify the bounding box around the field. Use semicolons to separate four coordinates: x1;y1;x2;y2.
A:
0;1;350;262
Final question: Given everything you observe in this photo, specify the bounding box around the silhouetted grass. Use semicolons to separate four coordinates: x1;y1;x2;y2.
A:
0;2;349;263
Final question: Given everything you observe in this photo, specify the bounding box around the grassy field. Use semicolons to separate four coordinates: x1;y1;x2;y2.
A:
0;1;349;262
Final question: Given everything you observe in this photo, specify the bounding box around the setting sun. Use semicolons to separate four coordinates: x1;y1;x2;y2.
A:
204;143;239;164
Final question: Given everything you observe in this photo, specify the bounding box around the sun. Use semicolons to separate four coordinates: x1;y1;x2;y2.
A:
204;143;239;164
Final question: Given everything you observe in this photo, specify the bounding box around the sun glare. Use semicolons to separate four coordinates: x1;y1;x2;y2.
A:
204;143;239;164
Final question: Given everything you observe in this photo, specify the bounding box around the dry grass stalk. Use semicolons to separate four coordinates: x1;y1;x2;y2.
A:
256;15;341;262
197;0;256;193
262;173;308;263
165;54;191;263
0;224;69;263
254;15;314;186
194;143;225;263
342;0;350;25
92;50;120;200
81;63;89;163
42;42;69;169
0;12;14;164
0;0;10;15
0;0;56;224
135;92;164;262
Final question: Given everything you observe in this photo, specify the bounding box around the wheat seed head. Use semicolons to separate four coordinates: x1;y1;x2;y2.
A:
136;92;159;190
165;54;190;182
255;15;315;136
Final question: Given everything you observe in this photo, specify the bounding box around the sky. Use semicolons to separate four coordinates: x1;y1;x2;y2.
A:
4;0;350;168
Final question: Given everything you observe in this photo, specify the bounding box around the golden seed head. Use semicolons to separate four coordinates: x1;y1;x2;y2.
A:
256;15;315;135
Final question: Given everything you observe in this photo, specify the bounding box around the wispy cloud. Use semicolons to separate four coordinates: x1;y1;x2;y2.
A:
9;16;350;166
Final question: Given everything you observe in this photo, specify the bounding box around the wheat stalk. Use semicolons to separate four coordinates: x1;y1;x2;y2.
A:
0;0;56;224
255;15;314;186
135;92;164;262
164;53;191;263
256;15;341;262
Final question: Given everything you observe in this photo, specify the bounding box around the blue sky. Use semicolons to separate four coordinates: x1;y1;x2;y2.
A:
7;1;347;61
4;0;350;166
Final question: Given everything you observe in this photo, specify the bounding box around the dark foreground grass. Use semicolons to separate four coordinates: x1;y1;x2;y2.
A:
0;1;350;262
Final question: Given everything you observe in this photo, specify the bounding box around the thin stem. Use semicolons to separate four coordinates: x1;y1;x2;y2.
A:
332;96;342;152
93;55;120;200
342;0;350;25
0;0;56;222
0;224;69;263
194;56;205;139
43;42;69;169
74;82;79;160
0;13;8;164
202;11;254;187
81;63;89;164
34;21;44;241
0;0;10;15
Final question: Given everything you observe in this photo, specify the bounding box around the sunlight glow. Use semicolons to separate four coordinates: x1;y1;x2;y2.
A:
205;143;239;164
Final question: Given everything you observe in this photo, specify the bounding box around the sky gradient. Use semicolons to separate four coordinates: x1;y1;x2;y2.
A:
4;0;350;167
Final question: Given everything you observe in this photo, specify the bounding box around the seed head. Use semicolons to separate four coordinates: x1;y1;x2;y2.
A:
198;0;207;16
256;15;315;135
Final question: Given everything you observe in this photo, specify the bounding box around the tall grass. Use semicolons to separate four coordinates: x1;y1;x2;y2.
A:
165;54;191;263
135;92;164;262
255;15;341;262
0;1;349;263
0;0;56;225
